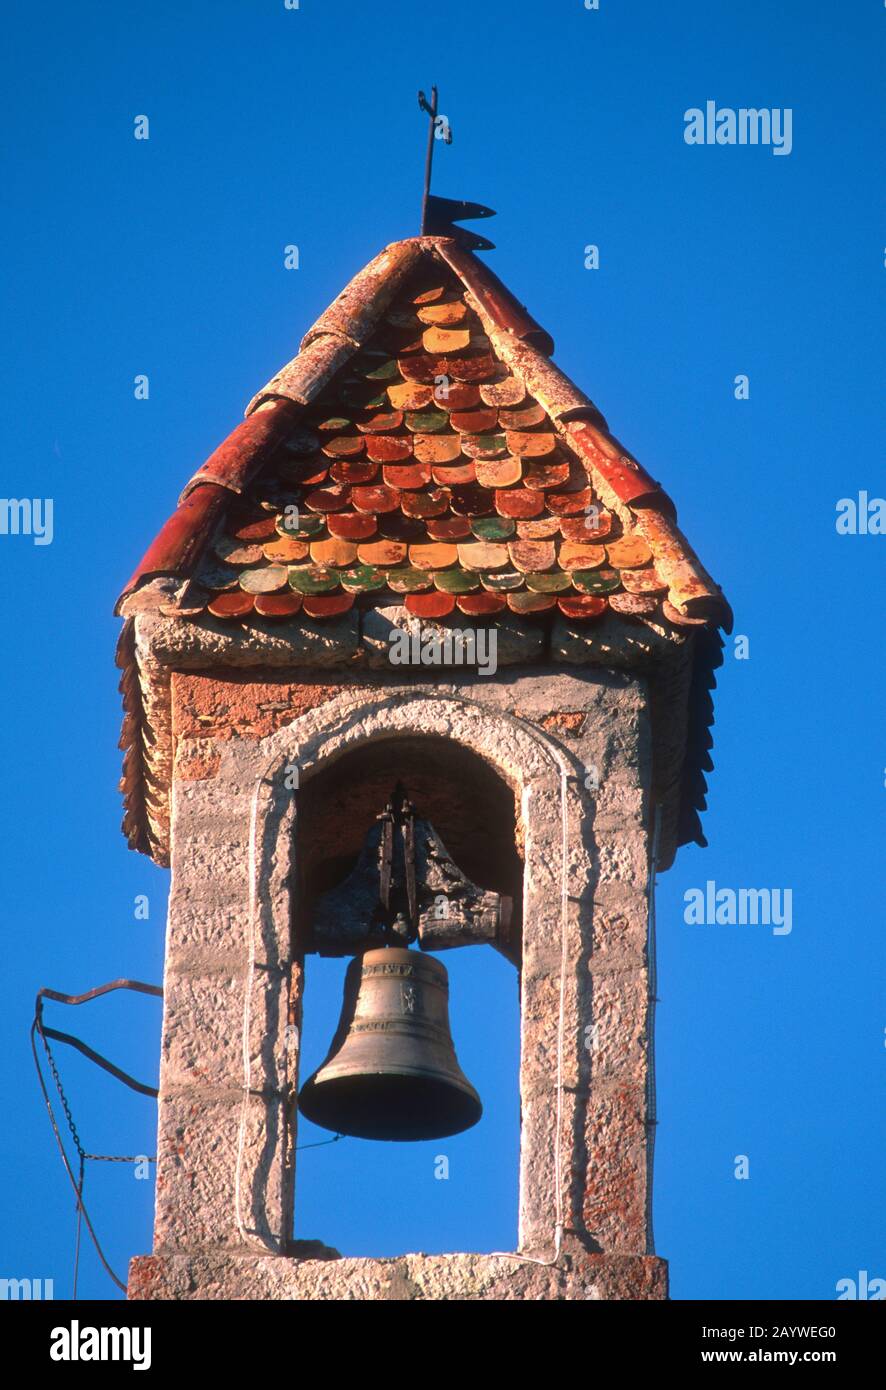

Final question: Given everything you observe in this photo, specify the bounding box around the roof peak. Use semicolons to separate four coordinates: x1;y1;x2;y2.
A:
115;233;731;862
117;233;729;633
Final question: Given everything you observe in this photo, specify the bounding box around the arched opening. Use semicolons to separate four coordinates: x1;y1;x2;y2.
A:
292;735;523;1257
294;733;524;930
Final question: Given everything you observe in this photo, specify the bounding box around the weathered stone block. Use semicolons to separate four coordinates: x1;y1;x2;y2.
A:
585;971;649;1083
129;1246;668;1301
154;1093;290;1253
595;832;649;889
159;966;289;1091
360;605;544;669
587;886;649;961
581;1084;649;1252
162;903;251;957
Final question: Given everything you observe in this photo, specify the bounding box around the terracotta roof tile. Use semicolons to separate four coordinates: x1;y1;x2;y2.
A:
115;234;732;862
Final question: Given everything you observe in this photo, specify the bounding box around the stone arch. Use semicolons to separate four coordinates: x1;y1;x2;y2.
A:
239;688;594;1255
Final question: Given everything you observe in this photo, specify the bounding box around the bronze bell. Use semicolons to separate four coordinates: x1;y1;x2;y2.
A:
298;947;482;1141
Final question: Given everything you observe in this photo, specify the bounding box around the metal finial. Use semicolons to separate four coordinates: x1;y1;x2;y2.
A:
418;86;442;234
417;85;497;251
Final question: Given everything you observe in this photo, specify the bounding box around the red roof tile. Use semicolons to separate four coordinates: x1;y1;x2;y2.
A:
115;235;731;862
116;237;730;634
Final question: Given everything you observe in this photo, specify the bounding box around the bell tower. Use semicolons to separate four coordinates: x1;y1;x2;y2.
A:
118;234;730;1301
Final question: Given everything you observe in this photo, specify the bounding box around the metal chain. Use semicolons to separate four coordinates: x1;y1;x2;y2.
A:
35;982;334;1291
30;993;168;1297
31;1020;126;1294
40;1027;157;1165
40;1029;85;1160
83;1153;156;1163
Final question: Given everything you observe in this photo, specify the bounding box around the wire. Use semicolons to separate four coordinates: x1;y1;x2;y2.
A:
39;1025;158;1098
295;1134;343;1151
30;1019;128;1294
72;1156;84;1300
30;981;163;1295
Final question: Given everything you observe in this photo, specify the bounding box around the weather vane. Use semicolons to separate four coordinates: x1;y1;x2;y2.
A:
417;85;496;251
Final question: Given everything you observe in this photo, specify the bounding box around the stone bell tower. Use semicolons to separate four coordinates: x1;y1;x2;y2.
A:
117;234;730;1301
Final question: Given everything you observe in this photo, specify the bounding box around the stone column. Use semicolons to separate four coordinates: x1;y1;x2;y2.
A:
151;758;296;1255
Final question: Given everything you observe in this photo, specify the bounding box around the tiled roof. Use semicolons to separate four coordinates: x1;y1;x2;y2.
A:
116;235;731;862
117;238;731;634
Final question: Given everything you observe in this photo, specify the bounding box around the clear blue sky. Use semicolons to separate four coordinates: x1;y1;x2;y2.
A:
1;1;883;1301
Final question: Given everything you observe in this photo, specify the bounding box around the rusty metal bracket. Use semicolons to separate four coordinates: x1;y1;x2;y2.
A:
34;979;163;1098
309;788;511;957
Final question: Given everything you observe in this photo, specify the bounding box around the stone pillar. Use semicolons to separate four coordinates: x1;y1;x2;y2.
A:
151;758;296;1255
511;674;653;1257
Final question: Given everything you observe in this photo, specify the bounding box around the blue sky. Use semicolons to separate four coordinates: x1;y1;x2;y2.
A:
1;1;883;1301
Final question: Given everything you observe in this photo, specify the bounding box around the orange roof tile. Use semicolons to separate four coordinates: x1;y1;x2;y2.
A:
115;235;731;862
117;238;730;634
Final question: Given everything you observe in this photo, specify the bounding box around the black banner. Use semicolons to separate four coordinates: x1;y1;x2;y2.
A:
1;1297;879;1374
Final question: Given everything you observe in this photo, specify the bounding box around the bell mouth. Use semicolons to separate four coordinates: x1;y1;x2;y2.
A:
298;1072;482;1142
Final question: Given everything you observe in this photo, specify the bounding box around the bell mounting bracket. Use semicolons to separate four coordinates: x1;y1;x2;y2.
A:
308;784;513;958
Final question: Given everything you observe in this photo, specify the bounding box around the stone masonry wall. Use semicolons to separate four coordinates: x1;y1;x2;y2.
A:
133;665;665;1299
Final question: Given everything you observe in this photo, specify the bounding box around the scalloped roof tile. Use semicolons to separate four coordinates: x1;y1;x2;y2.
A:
115;235;731;861
118;237;731;635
